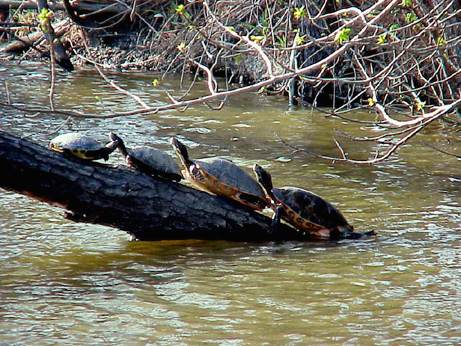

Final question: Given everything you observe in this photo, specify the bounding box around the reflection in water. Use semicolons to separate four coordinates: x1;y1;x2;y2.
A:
0;62;460;344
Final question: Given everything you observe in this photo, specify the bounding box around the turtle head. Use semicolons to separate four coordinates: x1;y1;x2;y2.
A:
170;137;191;167
253;164;274;197
109;132;128;157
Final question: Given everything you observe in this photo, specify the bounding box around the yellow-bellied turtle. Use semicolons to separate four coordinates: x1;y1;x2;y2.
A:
110;133;182;182
170;137;267;210
253;164;355;240
49;132;119;161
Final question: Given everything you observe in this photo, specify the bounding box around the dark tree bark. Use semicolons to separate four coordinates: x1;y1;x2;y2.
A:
0;130;374;242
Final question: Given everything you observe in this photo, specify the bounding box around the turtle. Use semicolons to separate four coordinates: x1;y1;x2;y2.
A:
253;164;355;240
49;132;119;161
110;133;182;182
170;137;268;210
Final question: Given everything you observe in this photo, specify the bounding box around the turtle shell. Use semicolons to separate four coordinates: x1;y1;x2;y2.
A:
128;147;181;180
49;132;115;160
197;158;265;195
273;186;353;233
190;158;267;210
50;133;104;151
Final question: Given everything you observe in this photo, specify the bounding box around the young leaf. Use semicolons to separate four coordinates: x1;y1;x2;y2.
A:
436;36;446;47
175;4;186;15
377;33;387;45
415;100;425;111
405;12;417;24
401;0;413;7
177;42;186;53
335;27;352;44
295;34;305;46
293;6;306;20
250;35;265;44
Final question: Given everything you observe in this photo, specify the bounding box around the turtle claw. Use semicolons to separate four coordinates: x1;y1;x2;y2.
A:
269;205;283;234
269;218;279;234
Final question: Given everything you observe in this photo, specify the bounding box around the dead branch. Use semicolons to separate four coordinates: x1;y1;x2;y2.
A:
1;0;460;165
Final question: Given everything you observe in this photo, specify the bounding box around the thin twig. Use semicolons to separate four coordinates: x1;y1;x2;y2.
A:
49;45;56;111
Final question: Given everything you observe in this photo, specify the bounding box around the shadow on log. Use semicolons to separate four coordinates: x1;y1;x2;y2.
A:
0;130;374;242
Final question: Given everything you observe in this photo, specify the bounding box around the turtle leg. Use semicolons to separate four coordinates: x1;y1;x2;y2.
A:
61;148;86;160
97;137;120;160
270;205;283;233
61;148;73;157
154;172;183;182
163;172;183;182
190;165;206;184
238;192;267;210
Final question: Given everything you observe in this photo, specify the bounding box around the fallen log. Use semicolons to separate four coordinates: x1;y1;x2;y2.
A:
0;130;373;242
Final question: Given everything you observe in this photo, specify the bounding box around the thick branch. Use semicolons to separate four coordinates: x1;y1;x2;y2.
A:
0;130;371;241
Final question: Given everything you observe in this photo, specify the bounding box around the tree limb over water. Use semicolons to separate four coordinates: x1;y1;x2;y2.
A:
0;0;460;164
0;130;373;241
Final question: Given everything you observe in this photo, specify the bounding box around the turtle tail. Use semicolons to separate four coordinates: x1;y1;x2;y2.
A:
340;229;377;240
170;137;192;167
331;225;376;240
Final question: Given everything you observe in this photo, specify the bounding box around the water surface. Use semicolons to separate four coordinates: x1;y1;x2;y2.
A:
0;62;460;345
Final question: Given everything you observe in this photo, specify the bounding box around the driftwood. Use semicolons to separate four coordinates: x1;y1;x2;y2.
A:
0;130;373;242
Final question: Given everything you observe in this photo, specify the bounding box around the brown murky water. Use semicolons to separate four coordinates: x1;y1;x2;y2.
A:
0;62;460;344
